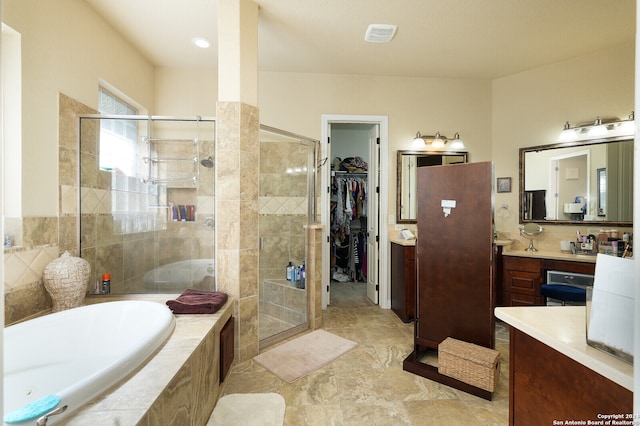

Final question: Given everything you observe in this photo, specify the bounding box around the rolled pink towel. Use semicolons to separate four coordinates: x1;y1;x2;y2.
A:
166;289;228;314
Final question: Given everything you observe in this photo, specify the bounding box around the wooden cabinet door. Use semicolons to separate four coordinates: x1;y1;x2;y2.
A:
415;162;494;349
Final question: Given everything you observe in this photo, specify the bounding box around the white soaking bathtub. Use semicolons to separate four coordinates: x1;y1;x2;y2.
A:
3;301;175;425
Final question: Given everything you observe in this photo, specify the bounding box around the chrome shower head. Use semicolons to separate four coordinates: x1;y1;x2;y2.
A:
200;156;213;168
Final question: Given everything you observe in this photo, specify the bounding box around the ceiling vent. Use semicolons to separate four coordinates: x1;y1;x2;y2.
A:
364;24;397;43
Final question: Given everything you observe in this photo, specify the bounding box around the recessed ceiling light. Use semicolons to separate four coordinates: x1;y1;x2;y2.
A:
364;24;397;43
192;37;212;49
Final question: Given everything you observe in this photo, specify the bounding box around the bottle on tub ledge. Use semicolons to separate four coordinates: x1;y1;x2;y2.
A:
102;273;111;294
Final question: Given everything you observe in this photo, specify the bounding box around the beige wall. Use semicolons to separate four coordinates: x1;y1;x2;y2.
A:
4;0;155;217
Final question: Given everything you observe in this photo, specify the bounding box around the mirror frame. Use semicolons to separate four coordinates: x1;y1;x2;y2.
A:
396;150;469;224
519;135;633;226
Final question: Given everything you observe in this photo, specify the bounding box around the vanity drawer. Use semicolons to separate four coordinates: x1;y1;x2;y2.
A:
502;256;543;273
504;270;542;296
502;256;544;306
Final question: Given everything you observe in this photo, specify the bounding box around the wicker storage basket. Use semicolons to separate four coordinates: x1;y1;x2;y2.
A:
438;337;500;392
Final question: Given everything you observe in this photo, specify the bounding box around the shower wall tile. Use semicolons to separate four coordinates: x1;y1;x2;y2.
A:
240;151;259;200
216;149;241;200
259;196;307;215
239;249;258;298
197;195;215;215
237;295;259;359
80;214;97;248
216;249;240;299
216;200;240;251
79;117;99;156
59;93;95;149
239;200;258;250
58;215;77;255
60;184;77;215
59;147;78;187
22;217;58;247
95;243;124;286
80;151;98;188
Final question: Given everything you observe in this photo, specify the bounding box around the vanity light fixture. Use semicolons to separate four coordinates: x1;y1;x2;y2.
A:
587;117;607;137
411;131;466;150
558;112;635;142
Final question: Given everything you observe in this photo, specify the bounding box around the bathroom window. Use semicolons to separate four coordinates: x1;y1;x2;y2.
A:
98;87;138;177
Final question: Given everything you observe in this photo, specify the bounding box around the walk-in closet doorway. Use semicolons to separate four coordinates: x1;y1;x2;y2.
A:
321;115;389;310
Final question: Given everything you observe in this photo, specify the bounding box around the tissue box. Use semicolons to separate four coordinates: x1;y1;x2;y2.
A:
438;337;501;392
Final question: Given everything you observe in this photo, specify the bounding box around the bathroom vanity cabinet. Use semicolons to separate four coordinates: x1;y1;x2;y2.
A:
501;254;595;307
390;241;416;322
496;307;632;425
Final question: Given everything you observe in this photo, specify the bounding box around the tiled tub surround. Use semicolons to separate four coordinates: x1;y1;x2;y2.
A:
4;242;59;325
5;94;217;324
59;295;233;426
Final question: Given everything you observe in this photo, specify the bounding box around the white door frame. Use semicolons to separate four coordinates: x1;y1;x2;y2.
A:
320;114;389;309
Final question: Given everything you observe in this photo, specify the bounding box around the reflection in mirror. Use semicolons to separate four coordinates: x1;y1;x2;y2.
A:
520;137;633;226
597;168;607;216
396;150;468;223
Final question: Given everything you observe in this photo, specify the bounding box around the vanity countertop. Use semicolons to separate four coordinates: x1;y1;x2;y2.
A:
502;249;597;263
495;306;632;391
391;238;513;247
390;238;416;246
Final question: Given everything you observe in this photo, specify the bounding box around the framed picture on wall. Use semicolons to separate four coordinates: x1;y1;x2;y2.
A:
497;177;511;193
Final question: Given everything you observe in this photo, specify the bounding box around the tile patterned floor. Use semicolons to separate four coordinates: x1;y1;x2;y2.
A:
222;282;510;425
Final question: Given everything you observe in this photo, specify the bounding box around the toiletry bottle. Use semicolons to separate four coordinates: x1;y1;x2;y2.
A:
102;273;111;294
300;263;306;288
286;262;293;281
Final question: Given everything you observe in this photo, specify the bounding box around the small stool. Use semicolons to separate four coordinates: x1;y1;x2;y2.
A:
540;284;586;306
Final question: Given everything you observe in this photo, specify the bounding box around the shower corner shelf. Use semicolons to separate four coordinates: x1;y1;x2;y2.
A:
143;134;200;185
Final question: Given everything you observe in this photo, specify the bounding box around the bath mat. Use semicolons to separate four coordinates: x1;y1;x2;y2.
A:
207;393;285;426
253;329;357;383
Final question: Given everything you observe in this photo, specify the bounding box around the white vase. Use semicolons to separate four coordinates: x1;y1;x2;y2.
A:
43;251;91;312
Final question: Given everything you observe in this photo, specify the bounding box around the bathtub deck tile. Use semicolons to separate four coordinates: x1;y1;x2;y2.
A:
59;298;233;426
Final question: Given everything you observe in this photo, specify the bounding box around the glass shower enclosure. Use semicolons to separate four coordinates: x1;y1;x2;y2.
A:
78;115;319;344
78;115;216;294
258;125;319;344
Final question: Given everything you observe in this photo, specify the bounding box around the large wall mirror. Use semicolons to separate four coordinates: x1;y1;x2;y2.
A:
520;136;633;226
397;150;468;223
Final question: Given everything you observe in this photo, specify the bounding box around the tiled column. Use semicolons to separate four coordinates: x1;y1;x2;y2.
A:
306;224;323;330
216;0;260;361
216;103;259;361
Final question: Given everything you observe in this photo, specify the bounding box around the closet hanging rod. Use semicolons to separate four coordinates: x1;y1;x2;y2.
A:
333;171;368;176
142;156;197;164
142;177;198;185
